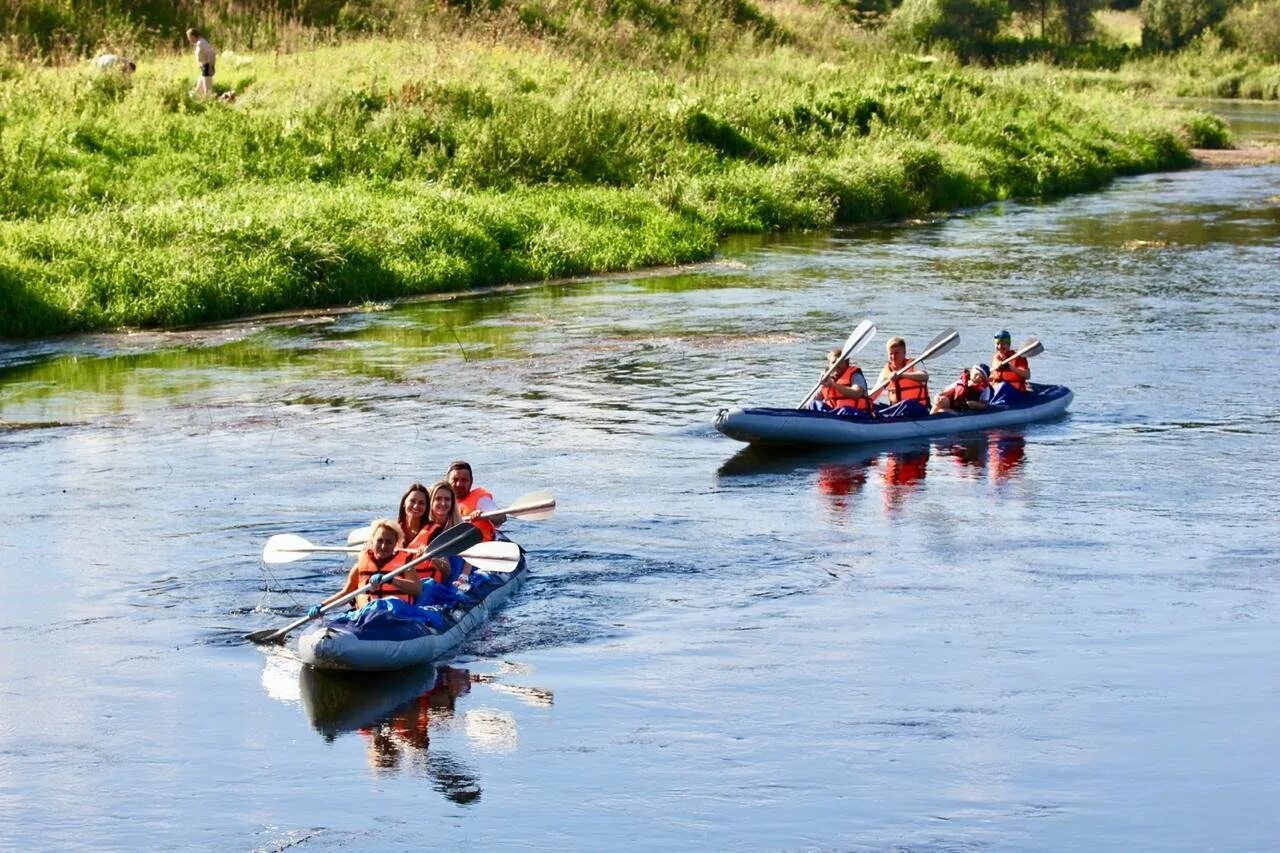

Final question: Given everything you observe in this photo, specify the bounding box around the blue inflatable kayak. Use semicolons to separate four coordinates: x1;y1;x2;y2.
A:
715;383;1072;446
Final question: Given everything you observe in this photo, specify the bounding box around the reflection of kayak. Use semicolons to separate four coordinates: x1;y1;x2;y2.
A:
715;384;1072;446
298;553;528;672
300;664;441;739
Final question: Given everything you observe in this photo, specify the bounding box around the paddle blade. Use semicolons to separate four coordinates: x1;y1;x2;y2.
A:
346;525;372;545
428;522;485;558
245;627;287;645
1017;339;1044;359
484;489;556;521
840;319;877;358
458;541;523;572
921;327;960;359
262;534;318;565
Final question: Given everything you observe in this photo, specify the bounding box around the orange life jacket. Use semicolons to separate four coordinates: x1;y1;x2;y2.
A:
884;361;929;405
457;486;497;541
354;549;415;607
405;523;451;584
819;365;872;413
991;353;1028;392
942;372;989;409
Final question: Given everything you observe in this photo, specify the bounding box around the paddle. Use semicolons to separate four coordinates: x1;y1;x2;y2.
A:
867;328;960;401
245;522;484;646
261;535;522;572
345;489;557;544
796;319;877;408
991;338;1044;375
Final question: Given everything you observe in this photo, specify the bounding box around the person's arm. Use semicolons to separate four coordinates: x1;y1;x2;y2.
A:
385;568;422;598
1011;358;1030;380
468;494;505;528
321;566;361;607
902;367;928;382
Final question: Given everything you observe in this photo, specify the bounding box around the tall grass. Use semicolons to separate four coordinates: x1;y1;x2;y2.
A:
0;27;1231;337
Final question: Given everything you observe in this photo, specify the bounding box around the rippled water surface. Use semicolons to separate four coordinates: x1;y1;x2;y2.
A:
2;111;1278;851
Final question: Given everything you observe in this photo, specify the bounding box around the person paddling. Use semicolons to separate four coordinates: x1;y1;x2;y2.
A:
874;336;930;412
447;460;504;541
308;519;422;617
932;364;992;414
811;349;872;416
991;330;1030;392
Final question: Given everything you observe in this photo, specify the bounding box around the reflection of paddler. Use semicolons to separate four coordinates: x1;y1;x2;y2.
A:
817;461;873;514
990;432;1026;480
358;666;474;770
882;449;928;512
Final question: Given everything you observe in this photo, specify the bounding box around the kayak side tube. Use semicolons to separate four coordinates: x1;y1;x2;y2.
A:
297;553;528;672
715;384;1073;446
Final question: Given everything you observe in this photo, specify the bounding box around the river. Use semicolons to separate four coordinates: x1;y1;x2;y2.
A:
1;105;1277;851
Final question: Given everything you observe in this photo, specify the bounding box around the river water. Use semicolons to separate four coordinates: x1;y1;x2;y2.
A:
1;108;1278;851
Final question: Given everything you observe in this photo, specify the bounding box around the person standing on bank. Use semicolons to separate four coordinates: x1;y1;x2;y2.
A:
186;28;216;98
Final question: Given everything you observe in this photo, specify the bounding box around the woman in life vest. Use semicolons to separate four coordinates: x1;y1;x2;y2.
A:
310;519;422;616
396;482;430;547
447;460;504;541
991;330;1030;392
931;364;992;414
814;349;872;415
874;336;930;407
403;481;467;586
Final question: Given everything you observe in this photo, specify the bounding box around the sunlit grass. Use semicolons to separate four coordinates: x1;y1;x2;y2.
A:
0;30;1232;337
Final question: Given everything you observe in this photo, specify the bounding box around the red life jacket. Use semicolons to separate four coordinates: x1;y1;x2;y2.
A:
992;353;1028;391
406;522;451;584
354;549;415;606
819;365;871;413
457;486;497;541
884;361;929;405
942;372;989;408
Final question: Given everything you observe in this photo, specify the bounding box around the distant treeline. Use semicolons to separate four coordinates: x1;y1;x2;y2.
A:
1;0;1277;64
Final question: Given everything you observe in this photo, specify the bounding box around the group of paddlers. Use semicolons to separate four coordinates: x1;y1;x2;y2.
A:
307;460;506;617
810;330;1032;419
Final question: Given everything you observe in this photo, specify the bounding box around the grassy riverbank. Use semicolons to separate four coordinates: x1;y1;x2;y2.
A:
0;23;1231;337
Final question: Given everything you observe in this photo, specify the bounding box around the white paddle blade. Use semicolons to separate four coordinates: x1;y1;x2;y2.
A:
346;525;372;545
459;541;522;562
262;533;318;564
1018;339;1044;359
482;489;556;521
842;319;877;357
458;540;523;572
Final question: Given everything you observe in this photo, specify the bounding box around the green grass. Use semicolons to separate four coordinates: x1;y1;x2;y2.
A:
0;26;1234;338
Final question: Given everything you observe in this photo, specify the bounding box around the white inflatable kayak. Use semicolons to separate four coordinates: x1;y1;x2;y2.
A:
715;384;1073;446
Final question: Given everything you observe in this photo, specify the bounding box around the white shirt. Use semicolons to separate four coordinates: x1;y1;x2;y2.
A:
194;38;216;67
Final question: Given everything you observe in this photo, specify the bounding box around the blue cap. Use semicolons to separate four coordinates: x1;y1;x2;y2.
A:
994;330;1011;342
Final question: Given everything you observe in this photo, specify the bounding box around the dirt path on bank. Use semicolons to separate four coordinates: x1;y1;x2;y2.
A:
1193;144;1280;167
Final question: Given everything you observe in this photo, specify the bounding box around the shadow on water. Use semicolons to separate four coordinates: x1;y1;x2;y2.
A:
299;664;485;804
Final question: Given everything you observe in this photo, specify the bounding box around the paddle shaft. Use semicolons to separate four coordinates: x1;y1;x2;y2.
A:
992;339;1043;373
252;524;480;644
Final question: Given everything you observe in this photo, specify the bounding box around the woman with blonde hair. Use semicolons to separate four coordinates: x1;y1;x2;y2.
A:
308;519;422;617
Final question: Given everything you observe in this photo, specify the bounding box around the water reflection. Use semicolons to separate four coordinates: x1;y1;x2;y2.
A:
720;431;1030;515
299;664;482;803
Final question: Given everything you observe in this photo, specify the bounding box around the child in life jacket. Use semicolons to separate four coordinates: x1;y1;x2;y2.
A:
931;364;992;414
307;519;422;617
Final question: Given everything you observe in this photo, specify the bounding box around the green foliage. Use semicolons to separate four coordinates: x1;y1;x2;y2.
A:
1218;0;1280;61
888;0;1011;61
1140;0;1229;50
0;27;1225;337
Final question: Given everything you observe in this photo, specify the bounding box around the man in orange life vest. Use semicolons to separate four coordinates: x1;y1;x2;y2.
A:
811;348;873;416
991;330;1030;392
446;460;505;541
874;336;930;415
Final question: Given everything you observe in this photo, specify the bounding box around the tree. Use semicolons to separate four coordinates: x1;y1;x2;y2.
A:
888;0;1011;60
1140;0;1230;50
